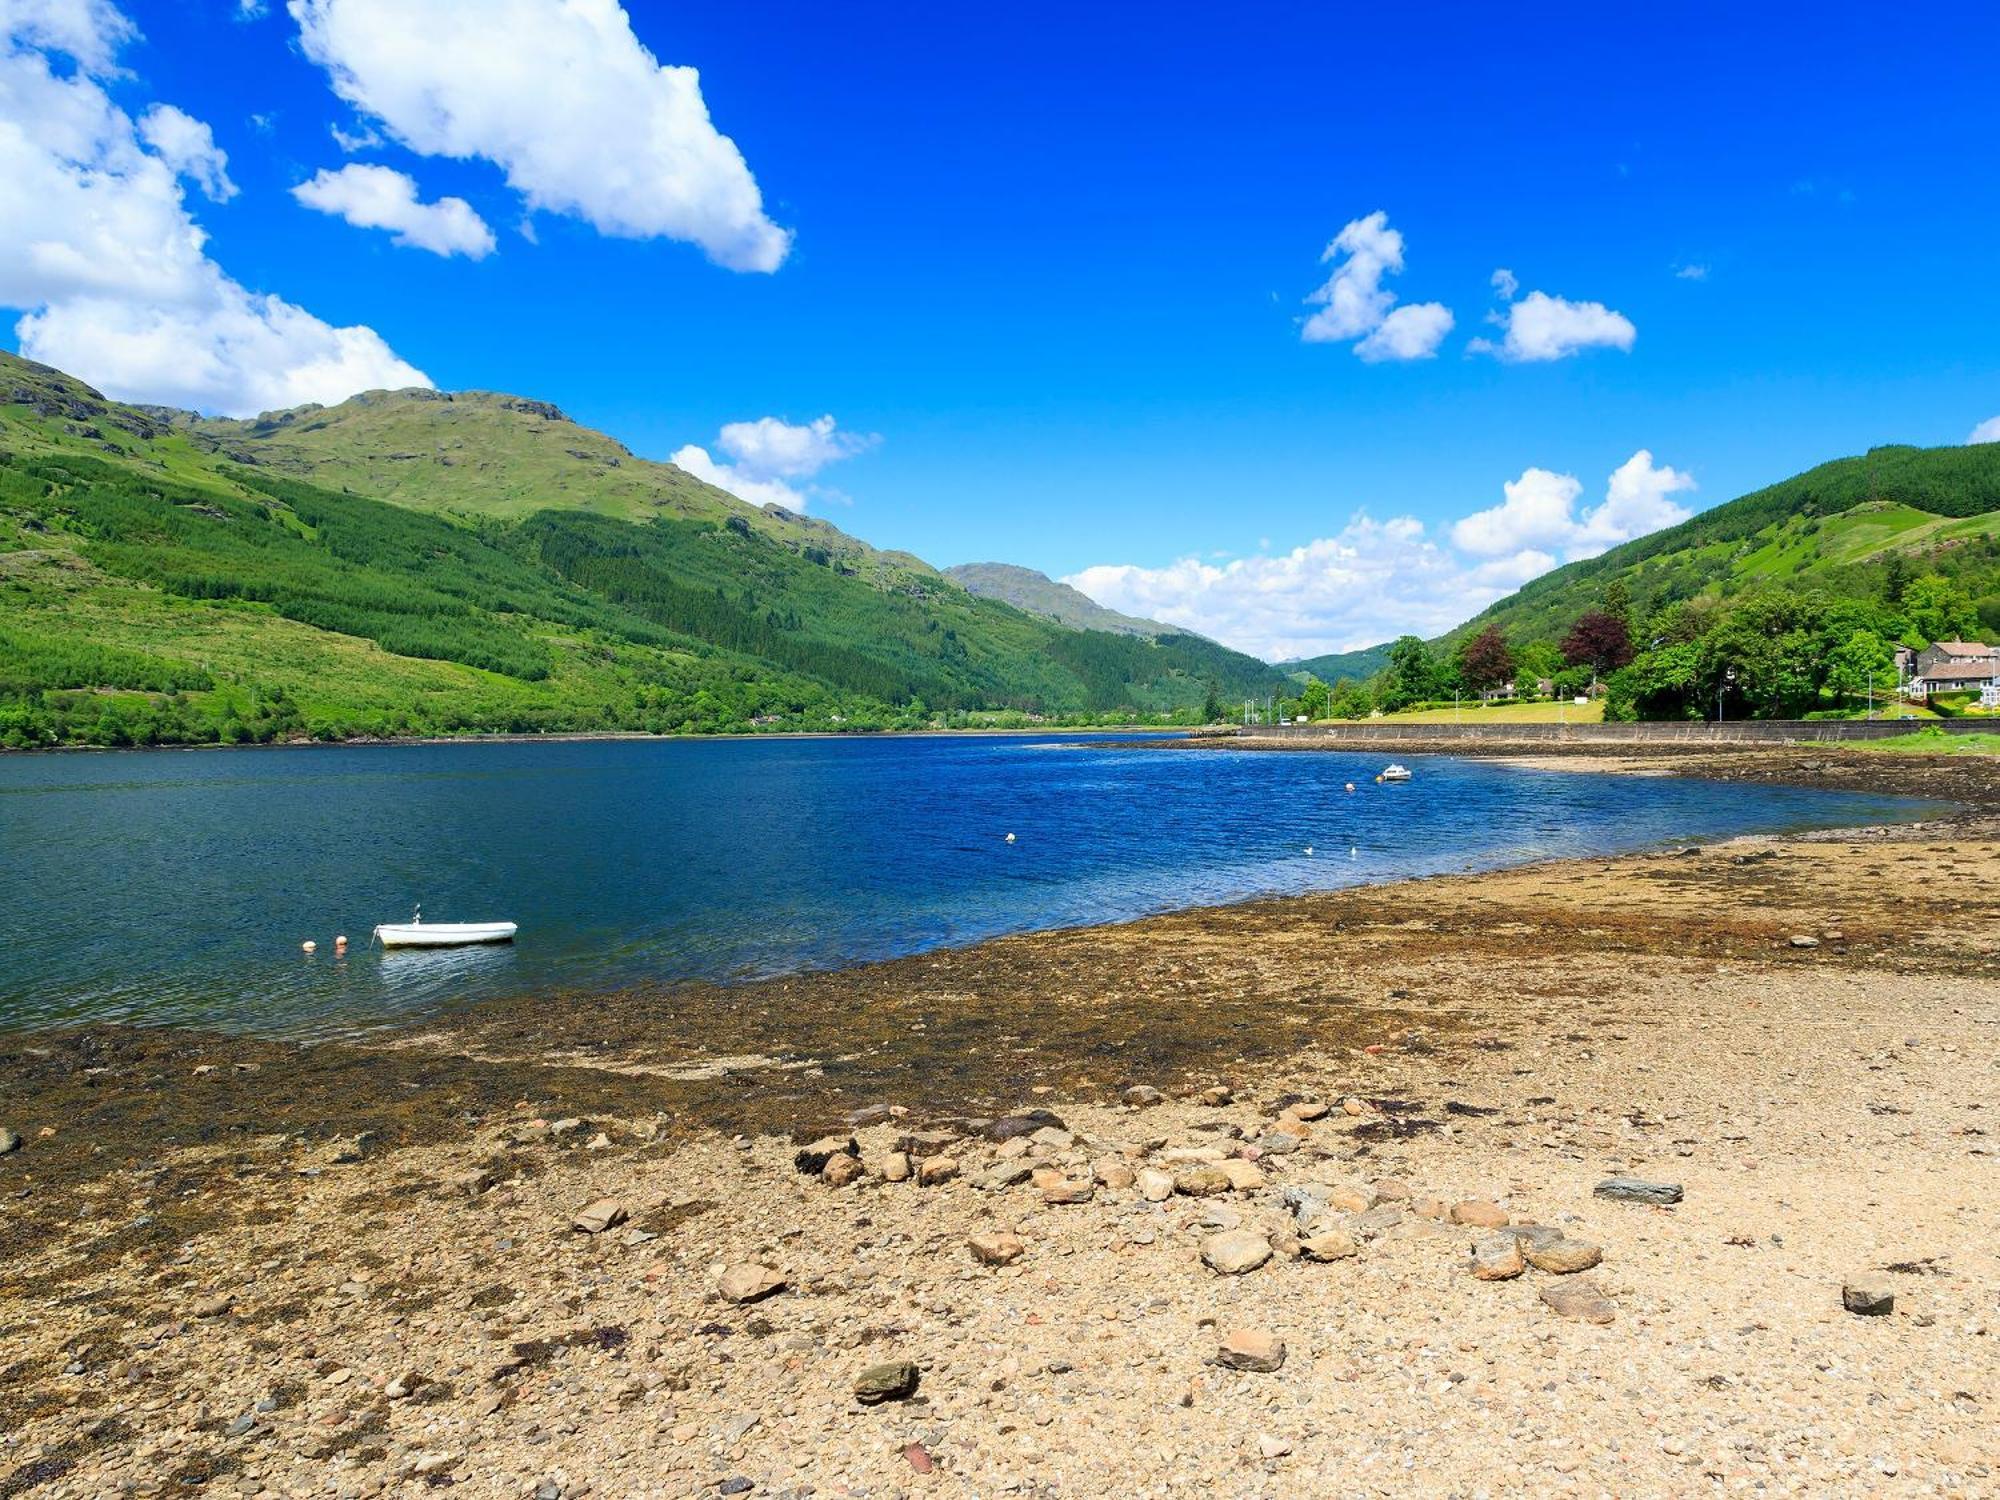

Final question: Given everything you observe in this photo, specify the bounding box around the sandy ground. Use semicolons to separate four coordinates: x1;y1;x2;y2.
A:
2;749;1997;1499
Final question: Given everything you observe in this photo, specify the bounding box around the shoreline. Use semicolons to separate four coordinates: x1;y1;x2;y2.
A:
4;745;1997;1495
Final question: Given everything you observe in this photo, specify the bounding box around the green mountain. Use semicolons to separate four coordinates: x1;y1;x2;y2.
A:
1449;443;2000;649
0;353;1286;748
1282;642;1394;684
944;562;1173;637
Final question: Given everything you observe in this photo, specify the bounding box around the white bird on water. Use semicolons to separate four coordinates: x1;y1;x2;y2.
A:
1005;832;1016;843
1303;845;1314;856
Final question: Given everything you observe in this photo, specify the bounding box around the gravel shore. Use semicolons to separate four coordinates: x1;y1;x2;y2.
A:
3;749;1996;1499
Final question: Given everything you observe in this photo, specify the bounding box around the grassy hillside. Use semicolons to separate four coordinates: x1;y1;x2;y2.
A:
0;353;1284;747
1449;444;2000;650
945;562;1170;637
1284;642;1394;684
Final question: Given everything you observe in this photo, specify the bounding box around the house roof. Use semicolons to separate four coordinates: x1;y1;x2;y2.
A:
1930;641;1995;657
1918;660;2000;683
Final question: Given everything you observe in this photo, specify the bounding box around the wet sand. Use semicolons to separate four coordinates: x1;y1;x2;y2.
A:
2;747;1996;1497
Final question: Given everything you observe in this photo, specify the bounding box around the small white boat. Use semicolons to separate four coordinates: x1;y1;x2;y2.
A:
1379;763;1413;782
372;906;517;948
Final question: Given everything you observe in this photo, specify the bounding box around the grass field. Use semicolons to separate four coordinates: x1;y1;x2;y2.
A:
1852;727;2000;754
1363;700;1608;725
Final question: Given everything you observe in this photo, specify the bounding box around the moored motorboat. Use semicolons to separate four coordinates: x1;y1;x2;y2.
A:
372;906;517;948
1379;763;1412;782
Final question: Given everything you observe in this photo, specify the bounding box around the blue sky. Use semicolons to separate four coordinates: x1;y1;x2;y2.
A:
4;1;1999;658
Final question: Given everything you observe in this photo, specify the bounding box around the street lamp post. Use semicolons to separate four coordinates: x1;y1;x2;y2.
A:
1717;666;1736;723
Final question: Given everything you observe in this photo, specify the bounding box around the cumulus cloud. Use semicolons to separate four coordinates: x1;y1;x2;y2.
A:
1470;289;1637;362
1490;266;1518;301
1674;262;1709;281
0;5;429;414
1968;416;2000;445
137;103;236;200
1452;450;1694;561
1300;211;1453;360
671;414;877;513
288;0;791;272
1356;301;1454;362
1067;451;1696;660
0;0;133;73
292;163;495;258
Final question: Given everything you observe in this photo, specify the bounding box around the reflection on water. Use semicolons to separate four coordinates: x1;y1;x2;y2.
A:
0;735;1943;1037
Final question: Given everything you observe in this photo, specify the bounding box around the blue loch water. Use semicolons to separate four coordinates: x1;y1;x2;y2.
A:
0;734;1941;1036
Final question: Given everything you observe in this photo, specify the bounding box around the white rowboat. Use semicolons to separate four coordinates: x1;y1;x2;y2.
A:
372;907;517;948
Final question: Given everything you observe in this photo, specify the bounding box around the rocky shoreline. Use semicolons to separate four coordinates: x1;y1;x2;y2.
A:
3;748;1997;1497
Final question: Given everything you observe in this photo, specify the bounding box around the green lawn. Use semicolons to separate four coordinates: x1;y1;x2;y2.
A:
1851;727;2000;754
1361;699;1606;725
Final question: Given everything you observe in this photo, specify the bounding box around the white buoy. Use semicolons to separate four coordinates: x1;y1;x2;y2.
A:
334;934;349;950
301;939;317;954
1345;782;1356;793
1005;832;1016;843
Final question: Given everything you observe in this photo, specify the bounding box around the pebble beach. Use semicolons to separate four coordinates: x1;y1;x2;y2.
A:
3;747;1996;1499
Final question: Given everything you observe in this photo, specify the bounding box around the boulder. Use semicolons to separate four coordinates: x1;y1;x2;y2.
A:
1218;1160;1266;1191
1449;1199;1509;1228
1174;1165;1233;1198
1539;1276;1617;1323
1594;1177;1683;1205
1137;1167;1175;1202
1216;1329;1286;1372
822;1153;866;1187
1842;1276;1894;1316
969;1232;1025;1266
854;1361;920;1404
1300;1231;1359;1262
1525;1238;1603;1275
984;1110;1066;1142
1123;1085;1166;1107
915;1156;959;1187
1201;1230;1273;1276
718;1264;786;1304
794;1135;859;1175
875;1151;913;1183
571;1198;627;1235
1093;1158;1136;1190
1469;1234;1525;1281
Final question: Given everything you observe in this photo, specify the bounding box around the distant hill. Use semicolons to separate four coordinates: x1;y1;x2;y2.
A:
0;352;1288;748
946;562;1173;637
1282;642;1394;683
1447;443;2000;650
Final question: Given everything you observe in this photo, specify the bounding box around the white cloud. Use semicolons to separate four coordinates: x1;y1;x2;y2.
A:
1452;450;1694;561
1068;451;1696;660
292;162;494;258
137;103;236;201
1300;211;1455;362
671;414;877;513
288;0;791;272
1471;289;1636;362
1968;416;2000;445
328;119;379;152
1301;211;1403;344
0;0;133;73
1490;266;1518;301
1356;300;1454;362
236;0;268;18
1674;262;1709;281
1067;515;1488;662
0;6;429;414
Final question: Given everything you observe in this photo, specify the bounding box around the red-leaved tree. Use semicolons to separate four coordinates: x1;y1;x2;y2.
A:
1561;609;1635;674
1457;625;1515;695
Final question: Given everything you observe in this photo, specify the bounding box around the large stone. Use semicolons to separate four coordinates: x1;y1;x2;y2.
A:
822;1153;865;1187
794;1135;859;1175
1137;1167;1175;1202
854;1361;920;1404
1450;1199;1509;1228
0;1127;20;1155
1327;1183;1377;1213
1373;1177;1413;1201
1093;1158;1137;1190
1594;1177;1683;1205
1285;1100;1330;1122
1842;1276;1894;1316
895;1130;958;1158
1218;1160;1266;1191
969;1232;1025;1266
1525;1238;1603;1275
1539;1277;1617;1323
984;1110;1066;1142
1041;1178;1095;1205
1508;1224;1566;1252
1201;1230;1273;1275
915;1156;959;1187
1254;1131;1302;1155
875;1151;913;1183
1175;1166;1233;1198
1123;1085;1166;1107
571;1198;627;1235
1346;1204;1406;1239
1216;1329;1286;1372
718;1264;786;1304
975;1162;1034;1192
1300;1231;1359;1262
1469;1234;1525;1280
